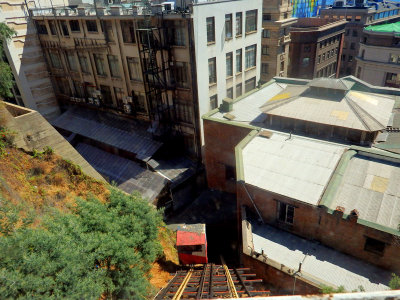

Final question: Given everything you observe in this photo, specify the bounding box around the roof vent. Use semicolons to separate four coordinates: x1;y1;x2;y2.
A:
220;98;234;113
348;209;359;222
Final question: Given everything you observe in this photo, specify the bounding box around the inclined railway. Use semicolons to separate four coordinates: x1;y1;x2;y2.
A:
155;262;270;299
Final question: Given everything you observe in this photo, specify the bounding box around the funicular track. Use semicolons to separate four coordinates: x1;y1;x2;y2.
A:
155;260;270;299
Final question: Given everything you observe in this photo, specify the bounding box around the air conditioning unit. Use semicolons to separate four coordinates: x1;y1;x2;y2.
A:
88;97;94;104
123;103;132;114
94;98;101;106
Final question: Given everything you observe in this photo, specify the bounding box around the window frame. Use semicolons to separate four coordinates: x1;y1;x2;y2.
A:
246;10;258;33
225;14;233;39
236;12;243;36
277;201;295;225
245;44;256;70
208;57;217;85
236;49;242;73
86;20;98;33
226;52;233;77
206;17;215;44
69;20;80;32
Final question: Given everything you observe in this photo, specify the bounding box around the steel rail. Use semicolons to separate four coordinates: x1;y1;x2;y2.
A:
172;268;194;300
220;256;238;298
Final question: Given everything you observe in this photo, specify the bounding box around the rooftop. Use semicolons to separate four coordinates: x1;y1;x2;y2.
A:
328;152;400;230
365;21;400;34
250;221;391;292
242;134;346;206
209;77;396;133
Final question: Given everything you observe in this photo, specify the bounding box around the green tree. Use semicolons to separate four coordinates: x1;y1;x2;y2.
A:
0;188;163;299
0;22;16;99
389;273;400;290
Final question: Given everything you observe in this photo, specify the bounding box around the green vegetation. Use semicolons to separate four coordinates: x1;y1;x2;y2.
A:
0;126;15;156
320;285;346;294
0;188;164;299
389;273;400;290
0;22;16;99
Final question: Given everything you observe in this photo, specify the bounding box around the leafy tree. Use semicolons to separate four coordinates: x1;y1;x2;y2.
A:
0;22;16;99
0;188;163;299
389;273;400;290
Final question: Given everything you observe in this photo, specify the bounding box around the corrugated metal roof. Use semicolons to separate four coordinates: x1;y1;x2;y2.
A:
176;224;206;246
76;143;167;202
251;222;391;292
242;134;346;206
260;89;395;132
329;154;400;230
308;78;355;91
53;109;162;162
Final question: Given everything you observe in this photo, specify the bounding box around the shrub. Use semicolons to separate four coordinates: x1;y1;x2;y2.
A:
320;285;346;294
0;126;15;155
389;273;400;290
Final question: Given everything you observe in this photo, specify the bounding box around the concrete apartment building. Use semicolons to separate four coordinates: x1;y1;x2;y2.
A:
202;76;400;293
29;0;262;158
260;0;296;83
288;18;346;79
0;0;63;120
320;0;400;76
356;21;400;88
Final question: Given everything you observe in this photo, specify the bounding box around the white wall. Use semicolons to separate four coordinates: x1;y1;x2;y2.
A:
192;0;262;144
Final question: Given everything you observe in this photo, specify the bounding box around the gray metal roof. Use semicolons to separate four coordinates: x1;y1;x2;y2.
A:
251;221;391;292
329;154;400;230
242;134;346;206
308;78;355;91
76;143;167;202
53;109;162;162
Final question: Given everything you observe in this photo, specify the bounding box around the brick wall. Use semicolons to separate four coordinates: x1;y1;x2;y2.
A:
238;182;400;273
203;119;252;193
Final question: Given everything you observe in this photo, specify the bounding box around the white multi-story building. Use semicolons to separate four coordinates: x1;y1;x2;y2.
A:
0;0;63;120
191;0;262;143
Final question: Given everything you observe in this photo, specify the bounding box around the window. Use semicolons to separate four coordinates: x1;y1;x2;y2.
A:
172;27;185;46
133;91;147;113
245;77;256;93
60;21;69;36
352;30;358;37
245;45;256;69
78;54;90;74
104;21;114;42
73;81;84;98
357;66;361;78
48;21;57;35
127;57;141;81
226;87;233;99
69;20;80;32
100;85;113;106
94;54;107;76
346;15;352;21
322;53;325;61
206;17;215;43
175;62;188;88
345;29;350;36
348;55;353;62
107;55;120;77
263;14;271;21
302;57;310;66
226;52;233;77
208;57;216;84
210;94;218;110
280;61;284;72
278;202;294;224
261;63;268;74
49;51;62;69
303;45;311;53
335;47;338;54
236;83;242;97
66;51;78;71
176;102;193;124
262;45;269;55
355;15;361;21
37;22;48;35
318;55;321;64
56;77;70;96
342;54;346;61
225;165;235;180
263;29;270;38
246;10;258;33
389;54;400;64
327;51;330;59
121;20;135;43
86;20;98;33
114;87;124;107
236;12;242;36
236;49;242;73
225;14;232;39
350;42;355;50
364;237;385;255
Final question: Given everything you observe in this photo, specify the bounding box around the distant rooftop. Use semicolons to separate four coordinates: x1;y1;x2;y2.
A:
365;21;400;33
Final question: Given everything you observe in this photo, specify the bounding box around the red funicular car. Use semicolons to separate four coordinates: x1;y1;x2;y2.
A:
176;224;208;265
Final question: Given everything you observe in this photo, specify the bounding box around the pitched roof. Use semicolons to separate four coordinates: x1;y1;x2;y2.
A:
365;21;400;33
308;78;355;90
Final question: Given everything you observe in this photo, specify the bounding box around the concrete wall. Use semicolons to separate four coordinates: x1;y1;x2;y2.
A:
192;0;262;144
237;182;400;273
0;0;62;120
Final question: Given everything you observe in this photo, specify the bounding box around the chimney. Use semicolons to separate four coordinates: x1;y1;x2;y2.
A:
348;209;359;223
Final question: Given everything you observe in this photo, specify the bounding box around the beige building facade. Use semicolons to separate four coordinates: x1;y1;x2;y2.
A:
0;0;61;120
260;0;296;83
